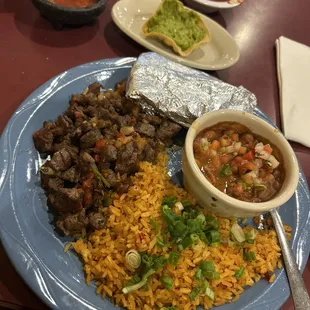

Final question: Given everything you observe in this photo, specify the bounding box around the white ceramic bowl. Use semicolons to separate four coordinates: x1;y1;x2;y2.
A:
184;0;241;14
182;110;299;218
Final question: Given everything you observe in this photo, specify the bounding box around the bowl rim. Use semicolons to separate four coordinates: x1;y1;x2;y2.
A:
33;0;108;12
187;0;241;9
184;109;299;212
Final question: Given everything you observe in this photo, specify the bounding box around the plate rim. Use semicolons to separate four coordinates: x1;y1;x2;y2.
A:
111;0;240;71
0;57;310;310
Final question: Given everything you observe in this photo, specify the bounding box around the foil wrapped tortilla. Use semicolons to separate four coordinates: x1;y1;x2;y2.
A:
127;53;257;127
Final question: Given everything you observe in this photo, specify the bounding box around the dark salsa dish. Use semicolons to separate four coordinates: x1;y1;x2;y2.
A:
33;81;181;237
193;122;285;202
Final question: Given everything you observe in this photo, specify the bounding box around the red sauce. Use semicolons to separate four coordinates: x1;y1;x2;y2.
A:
49;0;97;8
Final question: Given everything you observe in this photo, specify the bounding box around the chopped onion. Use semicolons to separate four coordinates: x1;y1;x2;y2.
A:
254;158;263;169
256;150;270;160
234;142;242;151
175;201;184;211
210;149;217;157
255;142;264;153
226;145;235;153
125;250;141;269
268;155;280;168
120;126;135;136
231;223;246;243
253;177;263;185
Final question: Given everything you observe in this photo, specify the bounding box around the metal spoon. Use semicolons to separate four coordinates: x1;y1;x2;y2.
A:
270;208;310;310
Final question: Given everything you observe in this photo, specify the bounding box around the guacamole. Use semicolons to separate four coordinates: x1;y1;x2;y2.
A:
145;0;207;51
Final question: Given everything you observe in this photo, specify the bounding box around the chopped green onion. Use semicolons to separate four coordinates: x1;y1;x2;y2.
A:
199;261;220;280
141;254;154;268
207;230;221;244
191;234;200;245
168;252;180;266
122;269;155;294
201;281;214;300
244;251;256;262
205;216;219;230
91;166;110;188
189;286;201;301
245;228;257;244
125;249;141;269
254;184;267;191
231;223;246;243
150;217;159;232
196;213;206;224
195;268;204;281
161;196;176;208
182;200;191;208
227;239;236;248
220;164;232;176
205;287;215;300
160;307;177;310
125;274;141;287
161;274;174;291
154;256;168;270
201;280;209;294
234;266;245;279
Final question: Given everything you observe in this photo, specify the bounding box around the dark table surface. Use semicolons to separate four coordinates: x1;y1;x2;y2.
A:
1;0;310;309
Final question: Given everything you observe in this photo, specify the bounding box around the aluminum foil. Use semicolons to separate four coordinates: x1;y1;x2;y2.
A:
127;53;257;127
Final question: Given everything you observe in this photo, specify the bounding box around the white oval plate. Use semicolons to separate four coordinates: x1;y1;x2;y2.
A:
184;0;241;14
111;0;240;70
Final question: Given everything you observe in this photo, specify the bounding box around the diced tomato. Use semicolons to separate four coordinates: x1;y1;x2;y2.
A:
33;130;40;138
220;154;234;164
248;144;255;150
238;146;247;155
75;112;81;119
211;155;221;169
210;140;220;150
235;156;244;164
232;183;244;196
238;162;257;175
264;145;273;153
243;150;255;161
95;139;105;149
231;133;239;142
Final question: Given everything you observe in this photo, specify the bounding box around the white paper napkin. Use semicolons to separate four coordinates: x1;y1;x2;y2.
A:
276;36;310;147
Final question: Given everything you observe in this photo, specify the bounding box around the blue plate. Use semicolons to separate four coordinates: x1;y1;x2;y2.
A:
1;58;310;310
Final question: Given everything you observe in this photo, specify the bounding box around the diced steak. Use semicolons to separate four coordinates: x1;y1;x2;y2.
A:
49;148;72;172
33;128;54;153
88;82;102;95
100;144;118;162
80;129;103;148
156;121;181;143
115;141;139;174
102;169;117;187
48;188;83;213
116;114;136;127
55;115;73;135
62;166;79;183
141;114;162;125
56;209;88;236
135;122;155;137
141;143;156;163
88;212;106;230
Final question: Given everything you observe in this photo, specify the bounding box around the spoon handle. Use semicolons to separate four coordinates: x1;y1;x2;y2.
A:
270;208;310;310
